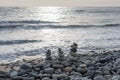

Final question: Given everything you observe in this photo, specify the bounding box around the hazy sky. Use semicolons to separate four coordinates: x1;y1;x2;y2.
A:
0;0;120;6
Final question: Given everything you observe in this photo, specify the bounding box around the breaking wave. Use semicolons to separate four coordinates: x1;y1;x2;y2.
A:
0;40;42;45
0;21;120;30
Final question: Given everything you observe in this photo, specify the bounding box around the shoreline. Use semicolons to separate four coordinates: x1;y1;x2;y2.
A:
0;49;120;80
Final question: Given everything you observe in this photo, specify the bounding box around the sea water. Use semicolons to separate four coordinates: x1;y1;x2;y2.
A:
0;7;120;62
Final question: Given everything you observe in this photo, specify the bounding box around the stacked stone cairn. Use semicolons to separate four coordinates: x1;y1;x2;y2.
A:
0;43;120;80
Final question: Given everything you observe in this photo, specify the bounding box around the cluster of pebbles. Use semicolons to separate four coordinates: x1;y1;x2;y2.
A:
0;43;120;80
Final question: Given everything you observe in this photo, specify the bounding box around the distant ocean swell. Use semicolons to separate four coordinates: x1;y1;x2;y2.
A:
0;40;42;45
0;20;120;30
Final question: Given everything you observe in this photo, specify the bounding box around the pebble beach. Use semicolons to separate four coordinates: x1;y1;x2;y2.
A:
0;46;120;80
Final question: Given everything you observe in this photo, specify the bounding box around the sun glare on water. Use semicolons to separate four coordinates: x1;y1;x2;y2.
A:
33;7;64;22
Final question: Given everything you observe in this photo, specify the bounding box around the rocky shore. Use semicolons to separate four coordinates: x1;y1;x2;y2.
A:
0;43;120;80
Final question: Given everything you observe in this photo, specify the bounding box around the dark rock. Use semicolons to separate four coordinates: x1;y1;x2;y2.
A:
52;74;68;79
52;64;64;69
44;68;54;74
64;67;73;72
10;71;18;78
78;64;88;74
0;73;10;78
111;76;120;80
94;76;106;80
20;64;32;71
29;72;41;78
42;77;50;80
45;49;52;60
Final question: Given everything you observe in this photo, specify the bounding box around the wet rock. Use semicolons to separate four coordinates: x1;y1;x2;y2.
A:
44;68;54;74
82;77;92;80
115;58;120;65
104;75;112;80
42;77;50;80
54;69;62;74
78;64;88;74
99;55;112;63
29;72;41;78
17;70;27;76
70;77;91;80
62;61;71;67
95;70;103;75
10;71;18;78
111;76;120;80
71;71;82;77
64;67;73;72
52;64;64;69
0;73;10;78
20;64;32;71
85;70;95;78
94;76;106;80
0;71;9;74
70;77;82;80
52;74;68;79
44;63;51;69
70;43;78;53
42;74;51;78
69;43;78;57
13;76;34;80
45;49;52;60
117;69;120;74
58;48;64;60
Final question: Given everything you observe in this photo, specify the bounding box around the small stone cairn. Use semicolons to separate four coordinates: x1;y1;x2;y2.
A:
0;43;119;80
58;48;64;60
45;49;52;60
69;42;78;57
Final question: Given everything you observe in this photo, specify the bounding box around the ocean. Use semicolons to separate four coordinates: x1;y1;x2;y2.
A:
0;7;120;63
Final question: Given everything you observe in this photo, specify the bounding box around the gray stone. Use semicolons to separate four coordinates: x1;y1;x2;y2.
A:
46;49;52;60
20;64;32;71
0;73;10;78
70;77;82;80
52;64;64;69
54;69;62;74
12;76;34;80
42;77;50;80
70;43;78;53
29;72;41;78
52;74;68;79
94;76;106;80
111;76;120;80
82;77;92;80
85;70;95;78
42;74;51;78
78;64;88;74
58;48;64;59
71;71;82;77
10;71;18;78
64;67;73;72
44;68;54;74
44;63;51;69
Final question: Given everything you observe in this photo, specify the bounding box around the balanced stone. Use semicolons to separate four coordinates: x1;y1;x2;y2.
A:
70;43;78;57
70;43;78;52
45;49;52;60
58;48;64;60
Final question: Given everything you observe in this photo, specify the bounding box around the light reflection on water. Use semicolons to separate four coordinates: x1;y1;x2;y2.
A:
0;7;120;62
